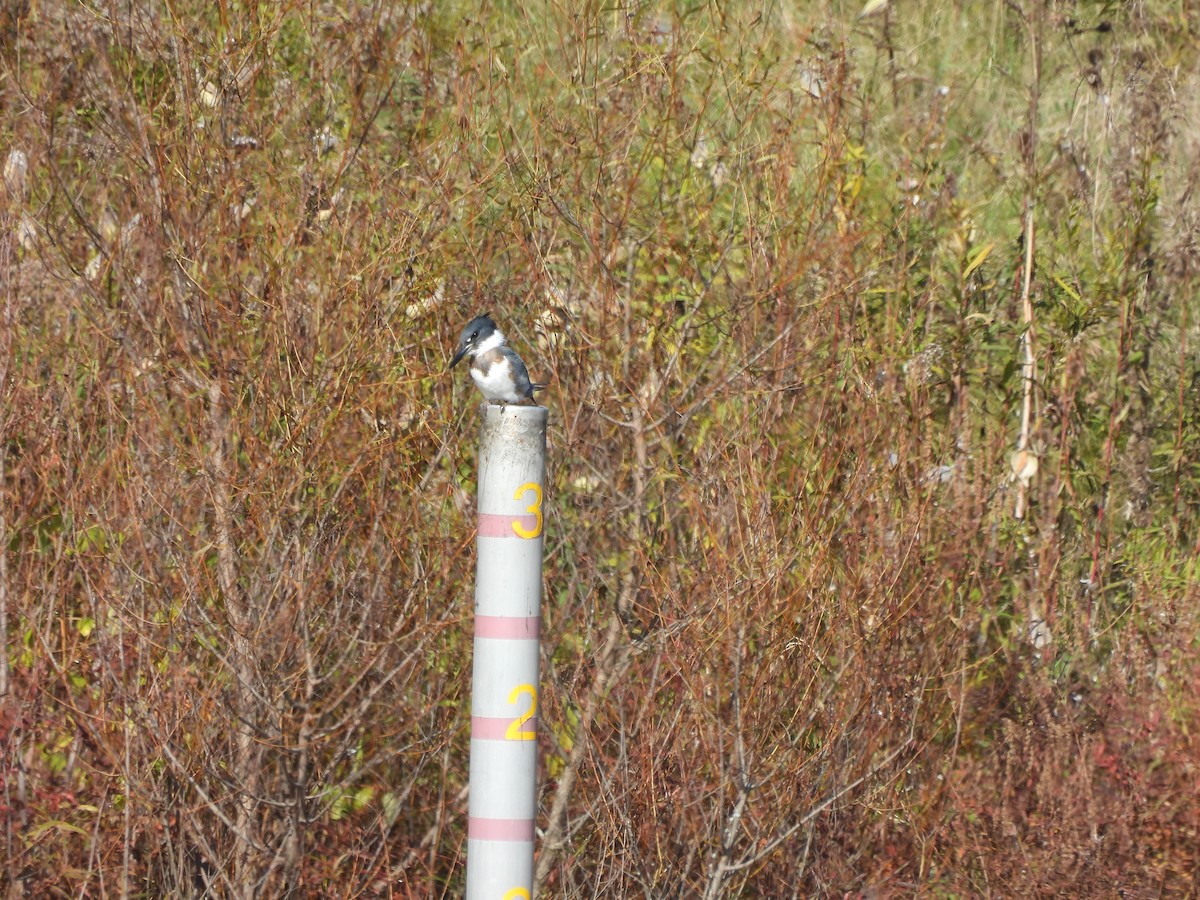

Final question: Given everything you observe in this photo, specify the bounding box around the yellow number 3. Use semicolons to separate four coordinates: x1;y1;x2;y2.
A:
505;684;537;741
511;482;543;539
502;890;531;900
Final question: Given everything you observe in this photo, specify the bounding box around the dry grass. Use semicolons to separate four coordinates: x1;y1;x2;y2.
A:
2;0;1199;896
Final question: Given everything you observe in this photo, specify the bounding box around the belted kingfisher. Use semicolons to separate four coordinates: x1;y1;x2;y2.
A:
449;314;545;404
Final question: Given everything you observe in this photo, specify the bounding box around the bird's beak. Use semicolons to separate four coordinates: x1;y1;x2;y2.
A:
448;345;467;370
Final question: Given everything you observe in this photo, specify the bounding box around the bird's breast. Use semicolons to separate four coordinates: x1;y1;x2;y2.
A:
470;353;524;402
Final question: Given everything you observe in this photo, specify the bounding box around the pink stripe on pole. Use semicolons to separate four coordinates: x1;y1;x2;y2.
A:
477;512;539;538
472;715;538;740
475;615;540;640
469;816;536;842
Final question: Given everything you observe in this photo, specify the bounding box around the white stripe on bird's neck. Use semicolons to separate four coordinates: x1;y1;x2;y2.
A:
474;329;506;355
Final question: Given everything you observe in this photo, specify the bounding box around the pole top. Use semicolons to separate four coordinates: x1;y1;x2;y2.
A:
477;402;549;427
477;403;548;460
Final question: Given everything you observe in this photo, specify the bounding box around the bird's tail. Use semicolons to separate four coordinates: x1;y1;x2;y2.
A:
530;380;549;392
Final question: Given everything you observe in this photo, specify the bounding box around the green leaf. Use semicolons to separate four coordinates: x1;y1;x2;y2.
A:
353;786;375;811
381;792;402;825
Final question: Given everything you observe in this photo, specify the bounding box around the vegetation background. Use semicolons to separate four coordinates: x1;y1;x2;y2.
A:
2;0;1199;895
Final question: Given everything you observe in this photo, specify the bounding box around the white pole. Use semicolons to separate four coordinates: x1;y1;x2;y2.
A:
465;403;548;900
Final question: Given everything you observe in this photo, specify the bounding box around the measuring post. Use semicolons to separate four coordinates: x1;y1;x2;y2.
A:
465;402;548;899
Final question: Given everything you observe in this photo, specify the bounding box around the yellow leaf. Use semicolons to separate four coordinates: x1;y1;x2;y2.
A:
1052;273;1081;302
963;242;995;280
25;820;89;842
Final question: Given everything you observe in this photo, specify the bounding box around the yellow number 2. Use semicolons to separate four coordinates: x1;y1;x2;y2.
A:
502;890;531;900
511;482;543;539
504;684;537;741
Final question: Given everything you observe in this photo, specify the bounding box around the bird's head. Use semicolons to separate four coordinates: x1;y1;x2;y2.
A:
449;313;500;370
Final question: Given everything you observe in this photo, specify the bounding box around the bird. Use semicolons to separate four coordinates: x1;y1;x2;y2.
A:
448;313;545;404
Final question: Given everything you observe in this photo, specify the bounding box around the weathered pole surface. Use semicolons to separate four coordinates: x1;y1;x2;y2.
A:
465;403;548;899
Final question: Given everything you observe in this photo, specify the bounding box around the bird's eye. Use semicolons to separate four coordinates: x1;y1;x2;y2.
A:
470;330;479;339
